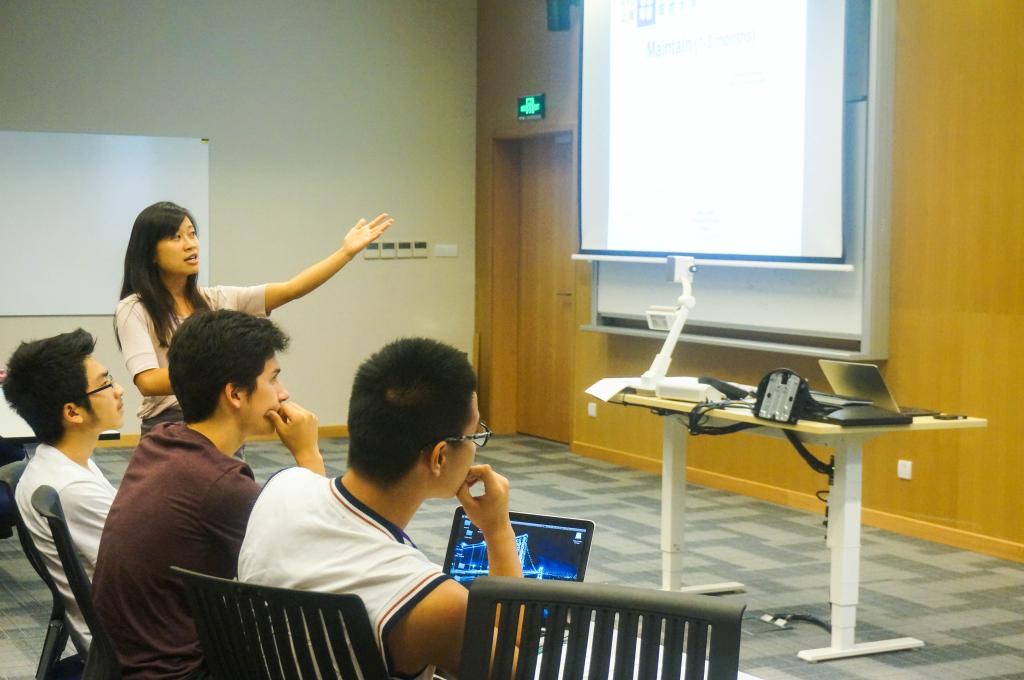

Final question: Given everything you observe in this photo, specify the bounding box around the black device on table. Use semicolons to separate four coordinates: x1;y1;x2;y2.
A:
698;376;752;401
750;368;916;426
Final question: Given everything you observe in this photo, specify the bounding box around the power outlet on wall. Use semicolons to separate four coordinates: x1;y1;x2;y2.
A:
587;402;598;418
897;459;912;480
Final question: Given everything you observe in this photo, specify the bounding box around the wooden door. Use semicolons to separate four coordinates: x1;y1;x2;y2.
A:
516;134;576;442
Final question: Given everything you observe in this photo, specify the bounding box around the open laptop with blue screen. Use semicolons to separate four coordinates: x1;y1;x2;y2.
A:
442;507;595;585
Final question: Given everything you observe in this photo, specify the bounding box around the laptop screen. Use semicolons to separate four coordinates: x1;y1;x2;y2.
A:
442;507;595;586
818;359;901;412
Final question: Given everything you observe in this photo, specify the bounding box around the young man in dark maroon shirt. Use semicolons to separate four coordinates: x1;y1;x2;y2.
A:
93;310;324;680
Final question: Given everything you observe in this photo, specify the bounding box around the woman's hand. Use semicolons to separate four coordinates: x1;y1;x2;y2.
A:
341;213;394;258
265;211;395;312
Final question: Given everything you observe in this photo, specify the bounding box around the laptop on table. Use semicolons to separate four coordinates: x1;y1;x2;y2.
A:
442;507;594;585
817;360;939;424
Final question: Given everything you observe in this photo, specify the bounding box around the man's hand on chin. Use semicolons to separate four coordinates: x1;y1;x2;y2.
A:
266;401;325;475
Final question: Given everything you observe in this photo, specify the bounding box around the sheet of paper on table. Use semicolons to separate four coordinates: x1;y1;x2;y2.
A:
585;378;641;402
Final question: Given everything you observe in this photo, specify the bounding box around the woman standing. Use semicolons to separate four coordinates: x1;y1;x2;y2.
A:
116;201;391;435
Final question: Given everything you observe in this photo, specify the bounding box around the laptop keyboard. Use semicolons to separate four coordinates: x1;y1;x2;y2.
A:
809;391;872;408
809;391;938;418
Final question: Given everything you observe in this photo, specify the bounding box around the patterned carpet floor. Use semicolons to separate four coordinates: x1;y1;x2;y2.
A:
2;434;1023;679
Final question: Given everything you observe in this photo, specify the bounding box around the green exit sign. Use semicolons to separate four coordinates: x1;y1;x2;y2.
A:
517;93;546;120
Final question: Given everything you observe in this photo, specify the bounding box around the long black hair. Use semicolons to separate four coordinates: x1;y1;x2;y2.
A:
118;201;211;348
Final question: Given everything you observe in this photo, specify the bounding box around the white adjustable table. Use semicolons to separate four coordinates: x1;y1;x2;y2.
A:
615;392;986;662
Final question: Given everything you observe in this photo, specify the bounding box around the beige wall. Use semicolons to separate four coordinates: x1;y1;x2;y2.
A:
0;0;477;432
476;0;1024;561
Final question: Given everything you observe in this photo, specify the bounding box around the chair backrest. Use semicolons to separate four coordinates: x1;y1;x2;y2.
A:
31;485;121;680
1;461;85;679
172;566;391;680
460;576;746;680
0;446;23;538
0;462;55;591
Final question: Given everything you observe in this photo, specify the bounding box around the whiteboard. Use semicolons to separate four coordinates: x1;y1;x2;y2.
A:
0;131;209;316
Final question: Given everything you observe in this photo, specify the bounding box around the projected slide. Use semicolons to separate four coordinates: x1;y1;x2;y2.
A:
581;0;847;260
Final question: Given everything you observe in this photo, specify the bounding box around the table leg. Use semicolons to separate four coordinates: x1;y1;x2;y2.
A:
661;417;687;591
661;416;744;595
797;438;923;661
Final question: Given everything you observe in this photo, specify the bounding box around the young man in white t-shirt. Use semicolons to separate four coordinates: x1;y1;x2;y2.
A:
4;328;125;645
239;337;522;679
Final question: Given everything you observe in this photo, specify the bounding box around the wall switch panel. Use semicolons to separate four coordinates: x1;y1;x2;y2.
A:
396;241;413;258
379;242;396;259
413;241;428;258
434;243;458;258
364;242;380;259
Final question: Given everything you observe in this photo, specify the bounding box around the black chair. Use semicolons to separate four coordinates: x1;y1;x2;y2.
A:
31;485;121;680
460;576;746;680
0;461;87;680
172;567;391;680
0;441;27;538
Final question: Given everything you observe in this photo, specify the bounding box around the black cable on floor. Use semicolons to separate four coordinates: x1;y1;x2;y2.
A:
759;612;832;633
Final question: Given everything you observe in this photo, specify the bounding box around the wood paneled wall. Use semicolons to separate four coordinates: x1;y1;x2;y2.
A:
476;0;1024;561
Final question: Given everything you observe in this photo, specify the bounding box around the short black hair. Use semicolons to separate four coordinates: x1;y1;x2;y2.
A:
168;310;289;423
3;329;97;445
347;337;477;486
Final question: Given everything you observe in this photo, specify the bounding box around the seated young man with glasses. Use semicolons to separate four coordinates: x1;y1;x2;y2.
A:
239;337;521;680
4;329;125;647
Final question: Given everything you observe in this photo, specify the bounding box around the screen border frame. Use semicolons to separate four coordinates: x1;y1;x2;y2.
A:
576;0;870;265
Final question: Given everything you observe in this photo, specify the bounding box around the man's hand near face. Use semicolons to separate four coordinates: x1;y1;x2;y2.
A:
458;464;521;579
266;401;325;475
386;463;522;677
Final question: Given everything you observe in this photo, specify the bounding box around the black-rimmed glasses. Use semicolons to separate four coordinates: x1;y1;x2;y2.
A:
84;378;115;397
444;422;492;448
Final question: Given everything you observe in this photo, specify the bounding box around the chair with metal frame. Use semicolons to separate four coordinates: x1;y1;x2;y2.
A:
0;440;27;539
460;576;746;680
172;566;391;680
30;485;121;680
0;462;88;680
